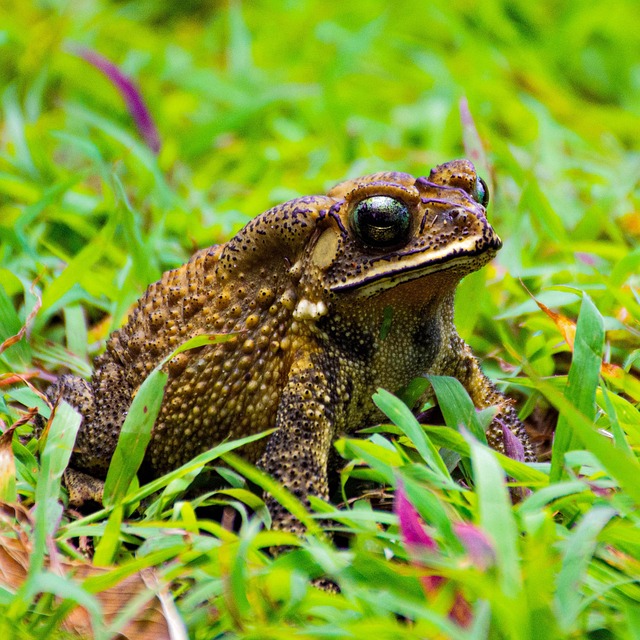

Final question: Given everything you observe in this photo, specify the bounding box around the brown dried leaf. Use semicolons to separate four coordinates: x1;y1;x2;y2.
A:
0;503;185;639
0;427;17;502
534;297;576;351
601;361;640;402
0;370;52;390
0;502;31;587
0;277;42;356
0;331;24;355
619;211;640;238
531;292;640;401
64;566;185;639
88;313;115;343
0;534;29;588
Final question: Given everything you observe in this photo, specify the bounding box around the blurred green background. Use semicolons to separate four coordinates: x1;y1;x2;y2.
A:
1;0;638;389
2;0;639;391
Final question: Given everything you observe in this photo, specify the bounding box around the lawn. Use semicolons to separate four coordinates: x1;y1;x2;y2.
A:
0;1;639;638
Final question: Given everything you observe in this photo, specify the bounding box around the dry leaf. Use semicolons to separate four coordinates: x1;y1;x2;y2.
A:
0;278;42;356
0;427;17;502
0;502;186;639
533;294;640;401
619;211;640;238
0;371;48;388
534;297;576;350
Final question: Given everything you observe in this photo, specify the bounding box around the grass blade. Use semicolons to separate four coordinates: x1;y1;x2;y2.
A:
103;333;235;506
428;376;486;444
533;375;640;505
7;401;81;619
466;433;522;596
102;368;167;507
555;505;617;631
550;294;604;482
373;388;451;481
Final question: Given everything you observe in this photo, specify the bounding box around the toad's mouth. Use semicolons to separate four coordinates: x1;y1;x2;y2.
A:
329;233;502;297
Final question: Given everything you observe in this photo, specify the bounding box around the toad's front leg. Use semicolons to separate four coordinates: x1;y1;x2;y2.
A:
448;336;536;463
257;349;339;534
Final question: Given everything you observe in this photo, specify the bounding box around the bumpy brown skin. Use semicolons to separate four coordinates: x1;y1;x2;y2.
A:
47;159;535;529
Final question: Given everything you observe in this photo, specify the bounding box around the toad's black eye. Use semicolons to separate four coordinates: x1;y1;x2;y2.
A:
475;177;489;208
351;196;411;248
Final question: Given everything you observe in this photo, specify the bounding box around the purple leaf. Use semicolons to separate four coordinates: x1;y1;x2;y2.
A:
502;424;526;462
71;46;161;153
394;480;474;627
453;522;496;570
394;481;443;594
575;252;597;267
394;481;438;552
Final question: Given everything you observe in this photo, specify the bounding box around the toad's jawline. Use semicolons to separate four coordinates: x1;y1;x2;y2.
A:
330;236;502;295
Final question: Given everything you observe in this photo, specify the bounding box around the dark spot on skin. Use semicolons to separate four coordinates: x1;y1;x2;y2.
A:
319;316;376;362
411;313;442;370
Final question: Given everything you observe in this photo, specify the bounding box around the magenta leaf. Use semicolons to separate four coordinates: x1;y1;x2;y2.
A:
71;45;161;153
453;522;496;570
502;424;526;462
394;481;438;552
394;481;473;626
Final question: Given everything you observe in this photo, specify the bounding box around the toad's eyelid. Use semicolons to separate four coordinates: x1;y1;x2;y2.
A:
418;201;479;233
345;182;419;206
415;178;488;206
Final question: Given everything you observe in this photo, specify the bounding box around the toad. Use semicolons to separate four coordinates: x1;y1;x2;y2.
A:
43;159;535;529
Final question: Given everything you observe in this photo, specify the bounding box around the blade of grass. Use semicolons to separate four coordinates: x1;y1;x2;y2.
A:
228;519;262;624
63;305;89;363
465;432;522;597
0;282;31;366
93;504;125;566
102;368;167;506
7;401;81;619
600;386;636;455
221;452;323;537
27;571;103;634
550;294;604;482
103;333;236;506
555;505;617;631
62;429;275;536
39;212;118;317
337;437;402;485
428;376;486;444
533;373;640;504
373;388;451;481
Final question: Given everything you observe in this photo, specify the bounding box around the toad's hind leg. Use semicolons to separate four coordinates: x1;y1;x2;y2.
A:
34;374;103;505
39;368;133;506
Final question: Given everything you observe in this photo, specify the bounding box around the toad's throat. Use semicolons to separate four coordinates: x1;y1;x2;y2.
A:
330;234;502;296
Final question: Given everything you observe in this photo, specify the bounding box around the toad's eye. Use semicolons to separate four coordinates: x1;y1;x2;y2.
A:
475;177;490;208
351;196;411;248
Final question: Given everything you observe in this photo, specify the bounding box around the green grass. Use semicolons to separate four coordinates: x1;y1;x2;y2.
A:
1;0;639;638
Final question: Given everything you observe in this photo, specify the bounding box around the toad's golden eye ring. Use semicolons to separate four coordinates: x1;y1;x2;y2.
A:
350;196;411;248
475;176;489;208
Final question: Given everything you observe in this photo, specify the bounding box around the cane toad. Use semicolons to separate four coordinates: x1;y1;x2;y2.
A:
45;159;535;529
